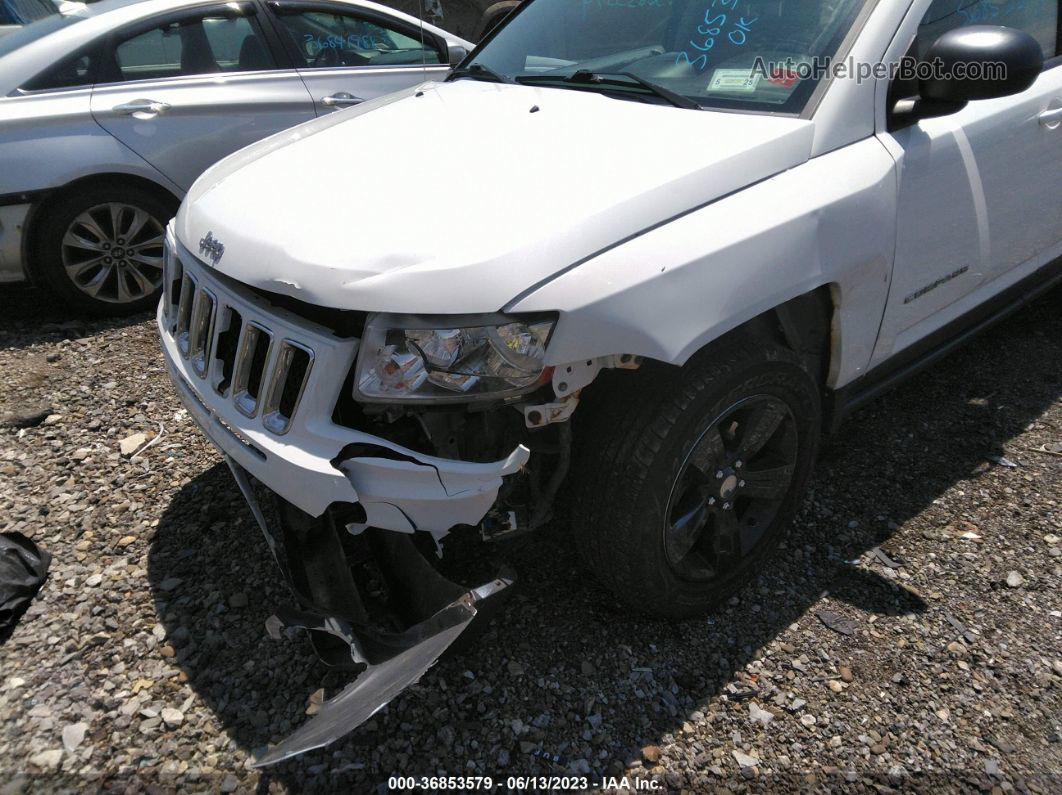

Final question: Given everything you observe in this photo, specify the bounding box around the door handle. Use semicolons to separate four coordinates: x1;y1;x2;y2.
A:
1038;106;1062;129
321;92;361;108
112;99;171;116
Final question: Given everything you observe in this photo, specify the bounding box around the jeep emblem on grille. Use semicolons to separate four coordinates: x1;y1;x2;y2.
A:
199;232;225;265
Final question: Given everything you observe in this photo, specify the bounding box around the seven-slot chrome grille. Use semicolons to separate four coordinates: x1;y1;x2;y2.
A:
163;244;314;435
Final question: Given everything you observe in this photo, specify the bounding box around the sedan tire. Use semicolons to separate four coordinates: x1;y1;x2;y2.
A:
35;183;177;316
573;339;821;619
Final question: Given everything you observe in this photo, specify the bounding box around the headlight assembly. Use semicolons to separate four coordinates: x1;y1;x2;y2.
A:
354;314;555;403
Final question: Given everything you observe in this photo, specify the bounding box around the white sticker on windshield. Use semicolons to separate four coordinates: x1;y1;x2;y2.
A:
707;70;761;93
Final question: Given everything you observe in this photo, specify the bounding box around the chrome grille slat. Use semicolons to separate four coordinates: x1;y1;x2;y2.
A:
167;248;322;435
188;288;216;378
232;322;273;418
261;341;314;435
210;305;243;397
174;274;196;356
163;241;183;324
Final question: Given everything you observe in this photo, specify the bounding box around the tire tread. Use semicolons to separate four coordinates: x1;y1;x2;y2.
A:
571;339;820;619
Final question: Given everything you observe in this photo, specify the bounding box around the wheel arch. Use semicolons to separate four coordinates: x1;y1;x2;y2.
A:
764;284;837;388
573;285;840;429
637;284;839;386
22;172;180;284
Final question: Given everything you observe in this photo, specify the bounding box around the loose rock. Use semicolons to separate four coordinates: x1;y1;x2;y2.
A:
161;708;184;728
28;750;62;770
119;433;147;457
732;750;759;768
61;723;87;752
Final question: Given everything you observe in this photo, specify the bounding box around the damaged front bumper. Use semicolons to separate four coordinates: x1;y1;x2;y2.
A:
157;241;528;764
156;239;529;537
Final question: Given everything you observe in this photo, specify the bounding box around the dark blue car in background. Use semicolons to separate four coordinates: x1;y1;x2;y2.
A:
0;0;60;28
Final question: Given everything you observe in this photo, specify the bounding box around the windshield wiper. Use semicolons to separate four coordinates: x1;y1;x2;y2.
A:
449;62;513;84
515;70;701;110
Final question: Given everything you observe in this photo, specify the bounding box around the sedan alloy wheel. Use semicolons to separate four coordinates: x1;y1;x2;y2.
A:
61;202;165;305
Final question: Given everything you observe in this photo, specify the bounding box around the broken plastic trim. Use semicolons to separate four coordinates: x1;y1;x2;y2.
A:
253;575;512;767
226;455;517;765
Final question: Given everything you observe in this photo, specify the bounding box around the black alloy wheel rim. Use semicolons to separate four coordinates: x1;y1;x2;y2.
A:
663;394;799;582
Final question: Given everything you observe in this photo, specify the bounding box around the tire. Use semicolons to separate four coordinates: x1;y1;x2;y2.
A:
34;182;178;316
572;339;821;620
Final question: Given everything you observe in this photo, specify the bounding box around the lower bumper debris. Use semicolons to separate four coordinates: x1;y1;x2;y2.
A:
225;457;514;767
253;575;511;767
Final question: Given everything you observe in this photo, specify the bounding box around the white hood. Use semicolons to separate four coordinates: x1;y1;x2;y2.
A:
177;80;814;314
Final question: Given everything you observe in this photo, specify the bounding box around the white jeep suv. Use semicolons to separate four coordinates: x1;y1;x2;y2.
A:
157;0;1062;765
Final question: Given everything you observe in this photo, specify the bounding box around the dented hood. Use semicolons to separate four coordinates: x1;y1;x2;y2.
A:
176;80;814;313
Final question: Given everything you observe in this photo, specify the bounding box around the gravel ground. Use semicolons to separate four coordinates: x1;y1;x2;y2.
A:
0;281;1060;793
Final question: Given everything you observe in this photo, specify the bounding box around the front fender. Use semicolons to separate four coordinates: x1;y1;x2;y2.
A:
507;137;898;390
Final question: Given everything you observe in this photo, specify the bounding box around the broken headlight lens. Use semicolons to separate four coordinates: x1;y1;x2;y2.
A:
355;316;554;403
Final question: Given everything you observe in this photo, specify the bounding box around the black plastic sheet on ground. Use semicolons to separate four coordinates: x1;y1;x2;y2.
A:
0;532;51;642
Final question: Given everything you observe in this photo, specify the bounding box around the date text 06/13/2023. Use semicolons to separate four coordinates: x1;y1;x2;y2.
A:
387;775;663;791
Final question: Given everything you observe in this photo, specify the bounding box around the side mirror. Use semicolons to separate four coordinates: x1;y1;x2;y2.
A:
893;25;1043;124
448;44;469;67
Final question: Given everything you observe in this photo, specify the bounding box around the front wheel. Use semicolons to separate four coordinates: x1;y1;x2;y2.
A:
34;183;177;316
573;341;821;619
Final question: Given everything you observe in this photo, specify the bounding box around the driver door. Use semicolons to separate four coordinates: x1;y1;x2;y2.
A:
871;0;1062;366
264;0;452;115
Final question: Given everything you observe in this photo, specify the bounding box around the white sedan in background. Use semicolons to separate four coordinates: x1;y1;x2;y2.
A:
0;0;469;314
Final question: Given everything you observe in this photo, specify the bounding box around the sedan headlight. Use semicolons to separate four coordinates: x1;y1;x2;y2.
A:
355;314;555;403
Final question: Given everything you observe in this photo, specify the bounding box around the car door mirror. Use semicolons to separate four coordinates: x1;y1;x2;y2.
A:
923;25;1043;102
893;25;1044;124
448;44;468;67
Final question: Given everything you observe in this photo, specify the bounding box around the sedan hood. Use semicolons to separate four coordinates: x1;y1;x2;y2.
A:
177;80;814;314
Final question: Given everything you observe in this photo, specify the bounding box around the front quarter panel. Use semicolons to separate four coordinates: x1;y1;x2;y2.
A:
508;137;898;389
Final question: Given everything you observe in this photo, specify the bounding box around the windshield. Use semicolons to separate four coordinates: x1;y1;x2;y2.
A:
462;0;871;113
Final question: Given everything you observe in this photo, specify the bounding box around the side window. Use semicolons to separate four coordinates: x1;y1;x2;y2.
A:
111;11;275;83
21;49;99;92
272;9;442;68
202;15;274;71
115;25;184;81
916;0;1059;60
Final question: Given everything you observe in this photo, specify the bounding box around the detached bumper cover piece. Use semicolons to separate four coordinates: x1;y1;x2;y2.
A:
254;576;512;767
334;447;528;535
225;457;515;767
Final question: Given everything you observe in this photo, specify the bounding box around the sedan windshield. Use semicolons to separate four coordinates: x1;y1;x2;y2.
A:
461;0;871;113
